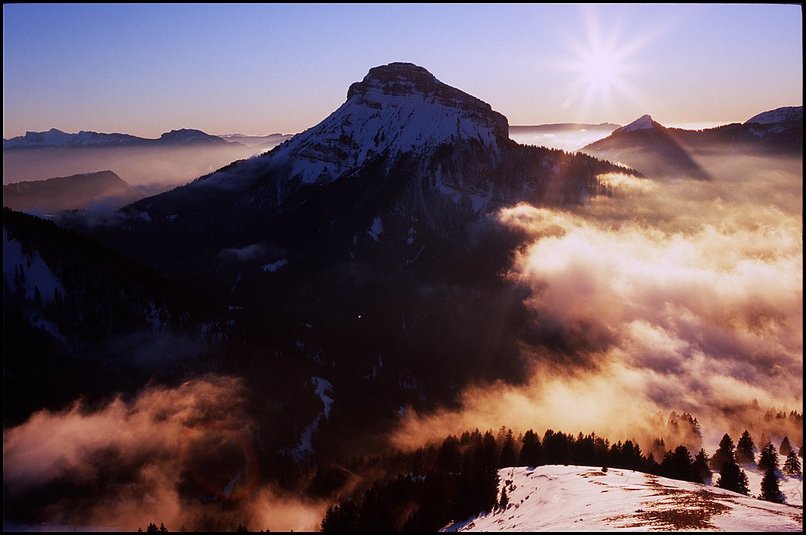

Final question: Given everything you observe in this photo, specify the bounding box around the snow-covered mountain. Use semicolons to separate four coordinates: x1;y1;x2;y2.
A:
128;62;630;228
745;105;803;125
3;128;233;149
444;465;802;532
176;62;510;197
271;62;508;185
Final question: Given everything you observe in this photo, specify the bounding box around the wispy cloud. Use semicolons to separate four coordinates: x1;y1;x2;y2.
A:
3;376;327;532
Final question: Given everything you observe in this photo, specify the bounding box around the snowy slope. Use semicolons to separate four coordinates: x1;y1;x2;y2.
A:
744;106;803;125
444;465;802;532
3;228;64;303
292;377;334;460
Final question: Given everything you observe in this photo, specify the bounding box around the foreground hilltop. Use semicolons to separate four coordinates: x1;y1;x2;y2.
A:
445;465;802;532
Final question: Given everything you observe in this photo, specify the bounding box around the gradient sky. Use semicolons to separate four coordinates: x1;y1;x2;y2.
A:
2;3;802;138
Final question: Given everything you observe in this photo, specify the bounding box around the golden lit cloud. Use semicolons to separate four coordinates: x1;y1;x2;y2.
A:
3;376;328;532
393;152;802;452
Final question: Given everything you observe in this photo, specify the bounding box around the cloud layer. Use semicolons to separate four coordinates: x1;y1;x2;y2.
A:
394;152;802;451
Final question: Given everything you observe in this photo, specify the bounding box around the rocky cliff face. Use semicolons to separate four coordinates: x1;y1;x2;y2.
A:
346;62;509;140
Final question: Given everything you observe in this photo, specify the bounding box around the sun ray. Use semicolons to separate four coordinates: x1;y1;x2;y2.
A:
554;4;677;122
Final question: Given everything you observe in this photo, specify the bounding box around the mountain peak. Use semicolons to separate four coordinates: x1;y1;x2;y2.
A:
613;114;658;134
346;62;439;99
200;62;510;188
343;62;509;139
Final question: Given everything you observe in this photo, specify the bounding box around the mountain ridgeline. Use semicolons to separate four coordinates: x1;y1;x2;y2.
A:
3;128;234;149
580;107;803;180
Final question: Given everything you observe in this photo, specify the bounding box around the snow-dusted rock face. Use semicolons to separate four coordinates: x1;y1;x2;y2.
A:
345;62;509;142
744;106;803;125
612;114;658;134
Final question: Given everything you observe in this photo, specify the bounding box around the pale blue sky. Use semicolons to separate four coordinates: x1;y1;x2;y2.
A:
3;3;802;138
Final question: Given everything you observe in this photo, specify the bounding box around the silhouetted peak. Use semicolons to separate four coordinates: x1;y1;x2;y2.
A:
613;115;659;134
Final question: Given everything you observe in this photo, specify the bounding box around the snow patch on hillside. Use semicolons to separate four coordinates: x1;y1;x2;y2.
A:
262;258;288;272
292;377;334;460
368;217;384;242
3;229;64;303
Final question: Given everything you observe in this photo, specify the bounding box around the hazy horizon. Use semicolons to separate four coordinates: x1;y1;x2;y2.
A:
3;4;802;139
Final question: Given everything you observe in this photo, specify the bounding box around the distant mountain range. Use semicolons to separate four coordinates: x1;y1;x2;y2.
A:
3;128;235;149
3;170;143;214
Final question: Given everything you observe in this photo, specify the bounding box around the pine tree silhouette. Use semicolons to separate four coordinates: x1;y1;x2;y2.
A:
760;467;785;503
783;450;802;476
715;458;749;495
758;442;779;471
735;430;756;464
710;433;735;470
499;486;509;510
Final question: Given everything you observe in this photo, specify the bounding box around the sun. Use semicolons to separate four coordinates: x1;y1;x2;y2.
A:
579;48;626;94
564;35;635;111
555;5;658;120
